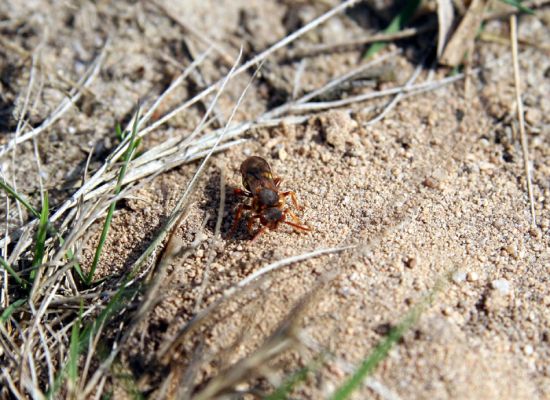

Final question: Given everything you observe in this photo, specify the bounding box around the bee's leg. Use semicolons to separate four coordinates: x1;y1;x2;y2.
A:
282;209;311;232
251;226;267;241
280;191;303;210
274;177;283;187
230;204;253;236
234;188;252;197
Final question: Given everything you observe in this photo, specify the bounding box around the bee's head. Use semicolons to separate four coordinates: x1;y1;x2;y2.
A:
261;207;283;226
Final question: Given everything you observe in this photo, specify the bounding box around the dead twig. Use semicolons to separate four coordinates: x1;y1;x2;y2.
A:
510;15;537;228
284;23;434;60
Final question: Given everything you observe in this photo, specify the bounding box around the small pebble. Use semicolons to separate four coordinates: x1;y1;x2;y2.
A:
422;177;439;189
478;161;496;171
278;147;288;161
492;279;512;295
524;344;534;356
467;271;479;282
529;227;541;239
525;108;542;125
504;244;518;259
404;257;417;269
452;271;467;283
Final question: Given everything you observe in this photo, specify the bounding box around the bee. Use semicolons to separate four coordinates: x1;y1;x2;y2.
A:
231;156;311;240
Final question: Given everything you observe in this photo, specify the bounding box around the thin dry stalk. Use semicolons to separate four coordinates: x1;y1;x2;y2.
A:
510;15;536;228
365;60;424;126
264;50;400;120
285;23;434;59
194;167;226;312
287;72;468;113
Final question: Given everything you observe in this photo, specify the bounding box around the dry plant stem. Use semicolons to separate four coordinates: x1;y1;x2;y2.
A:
292;59;307;100
510;16;536;228
365;61;424;126
194;168;226;312
193;284;327;400
137;0;361;140
0;42;107;159
263;50;400;120
288;72;468;113
483;0;550;20
285;23;433;59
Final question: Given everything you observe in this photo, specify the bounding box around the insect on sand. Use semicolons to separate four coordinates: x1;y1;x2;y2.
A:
231;156;311;240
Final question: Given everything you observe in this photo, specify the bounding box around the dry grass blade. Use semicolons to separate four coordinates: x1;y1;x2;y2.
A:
440;0;487;66
284;24;434;60
288;72;468;113
510;15;537;228
194;167;226;312
364;61;424;126
436;0;455;58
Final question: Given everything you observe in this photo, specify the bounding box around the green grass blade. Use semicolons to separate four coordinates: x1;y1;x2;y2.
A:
30;191;49;280
364;0;422;59
499;0;534;14
87;108;140;284
329;279;444;400
0;178;40;218
0;255;27;286
0;298;27;323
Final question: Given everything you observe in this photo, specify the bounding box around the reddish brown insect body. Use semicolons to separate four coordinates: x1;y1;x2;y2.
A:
231;156;311;240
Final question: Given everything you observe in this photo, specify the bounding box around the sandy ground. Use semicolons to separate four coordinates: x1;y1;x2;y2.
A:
1;0;549;399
